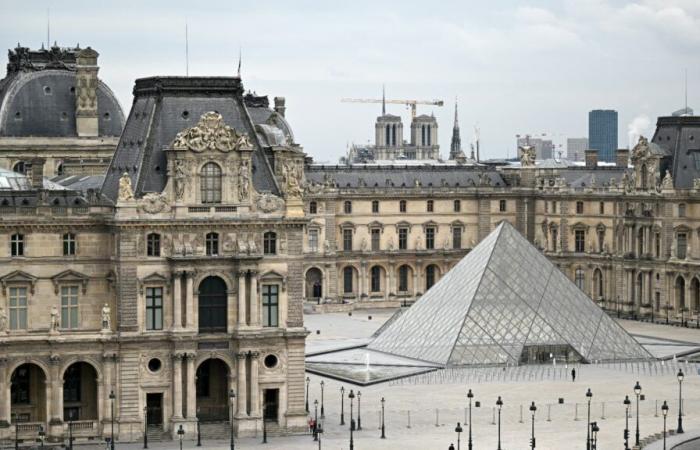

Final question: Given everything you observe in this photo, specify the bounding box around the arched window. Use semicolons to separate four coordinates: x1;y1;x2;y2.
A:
427;125;431;145
343;267;354;294
12;161;27;175
309;201;318;214
146;233;160;257
263;231;277;255
593;269;603;299
421;125;426;146
575;268;585;291
198;276;227;332
392;124;397;147
370;266;381;292
344;201;352;214
200;162;222;204
676;276;686;310
425;265;438;290
385;125;390;146
206;232;219;256
398;265;410;292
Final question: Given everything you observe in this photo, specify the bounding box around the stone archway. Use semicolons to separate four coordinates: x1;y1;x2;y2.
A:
196;358;231;422
198;276;228;333
11;363;47;423
675;276;686;311
62;362;99;421
305;268;323;302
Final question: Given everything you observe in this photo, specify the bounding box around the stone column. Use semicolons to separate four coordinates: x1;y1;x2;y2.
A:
237;271;247;327
185;353;197;419
250;353;260;417
0;358;9;426
388;263;395;297
49;355;62;424
172;354;184;419
249;271;259;327
172;272;182;330
101;355;113;423
185;271;195;330
359;262;367;299
236;353;247;417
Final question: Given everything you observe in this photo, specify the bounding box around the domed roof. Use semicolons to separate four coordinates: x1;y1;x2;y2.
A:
0;45;125;137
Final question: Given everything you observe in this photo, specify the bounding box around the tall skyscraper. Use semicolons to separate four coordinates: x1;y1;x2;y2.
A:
516;137;554;160
588;110;618;162
566;137;588;162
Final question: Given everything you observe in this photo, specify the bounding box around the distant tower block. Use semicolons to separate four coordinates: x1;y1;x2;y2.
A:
75;47;100;137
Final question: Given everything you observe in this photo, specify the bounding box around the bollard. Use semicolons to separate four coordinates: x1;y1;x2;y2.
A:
547;404;551;422
407;410;411;429
492;407;496;425
465;407;468;425
435;409;439;427
519;404;523;423
574;403;579;421
655;400;658;418
601;402;605;420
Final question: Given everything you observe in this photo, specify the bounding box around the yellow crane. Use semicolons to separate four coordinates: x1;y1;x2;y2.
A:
341;97;444;119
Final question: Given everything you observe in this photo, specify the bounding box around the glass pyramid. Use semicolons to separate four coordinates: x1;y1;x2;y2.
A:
368;222;652;367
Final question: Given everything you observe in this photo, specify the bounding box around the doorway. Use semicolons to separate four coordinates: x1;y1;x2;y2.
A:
146;393;163;426
263;389;279;423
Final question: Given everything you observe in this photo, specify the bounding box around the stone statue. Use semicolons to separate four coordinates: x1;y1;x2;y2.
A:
387;237;395;251
661;170;674;190
172;111;251;153
173;159;186;200
118;172;134;201
238;160;250;200
0;307;7;332
101;303;111;330
323;240;335;255
519;145;536;167
694;178;700;190
415;236;423;251
360;237;368;251
237;239;248;254
282;162;303;199
248;239;258;254
444;238;450;250
50;306;60;332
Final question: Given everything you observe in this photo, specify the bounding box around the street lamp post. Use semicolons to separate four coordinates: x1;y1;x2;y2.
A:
662;401;669;450
38;425;45;449
196;407;202;447
348;390;355;450
262;403;267;444
357;391;362;430
381;397;386;439
229;389;236;450
317;421;323;450
454;422;463;450
177;424;185;450
586;388;593;450
591;422;599;450
109;390;116;450
306;377;310;413
529;402;537;449
677;369;684;433
340;386;345;426
623;395;631;450
634;381;642;447
496;396;503;450
143;405;148;449
320;380;325;418
314;399;319;441
467;389;474;450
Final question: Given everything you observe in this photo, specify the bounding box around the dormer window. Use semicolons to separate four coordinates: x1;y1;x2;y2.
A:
201;162;222;204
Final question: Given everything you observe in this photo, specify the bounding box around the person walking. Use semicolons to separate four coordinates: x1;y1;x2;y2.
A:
571;368;576;382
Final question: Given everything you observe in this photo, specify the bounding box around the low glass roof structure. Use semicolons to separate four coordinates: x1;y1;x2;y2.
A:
368;222;653;367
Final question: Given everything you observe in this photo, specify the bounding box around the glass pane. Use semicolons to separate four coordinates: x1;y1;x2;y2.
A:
70;308;78;328
155;309;163;330
19;309;27;329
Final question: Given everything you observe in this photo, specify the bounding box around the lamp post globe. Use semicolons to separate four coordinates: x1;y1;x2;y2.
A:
662;400;669;450
586;388;593;450
623;395;631;450
634;381;642;446
496;396;503;450
677;369;684;434
454;422;463;450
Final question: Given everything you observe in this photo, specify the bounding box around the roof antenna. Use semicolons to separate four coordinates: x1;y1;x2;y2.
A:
237;47;242;78
382;84;386;115
185;21;189;76
47;8;50;49
685;68;688;113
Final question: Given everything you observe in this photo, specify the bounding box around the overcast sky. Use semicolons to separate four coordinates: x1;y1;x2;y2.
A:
1;0;699;161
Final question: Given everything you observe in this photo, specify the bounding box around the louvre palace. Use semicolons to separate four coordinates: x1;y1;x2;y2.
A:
0;43;698;444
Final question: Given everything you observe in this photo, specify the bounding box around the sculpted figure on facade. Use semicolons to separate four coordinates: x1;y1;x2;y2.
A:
50;306;60;332
519;145;536;167
101;303;111;330
238;160;251;201
282;162;303;199
415;235;423;251
118;172;134;201
138;193;170;214
173;159;187;200
360;237;368;252
323;240;335;255
0;307;7;332
237;239;248;255
661;170;674;190
256;193;284;213
172;112;253;153
387;237;395;251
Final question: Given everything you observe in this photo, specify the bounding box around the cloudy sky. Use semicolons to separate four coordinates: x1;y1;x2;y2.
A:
1;0;699;161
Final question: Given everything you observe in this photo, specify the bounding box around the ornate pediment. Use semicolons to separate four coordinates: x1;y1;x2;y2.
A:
139;272;170;294
51;270;89;294
172;112;254;153
0;270;38;295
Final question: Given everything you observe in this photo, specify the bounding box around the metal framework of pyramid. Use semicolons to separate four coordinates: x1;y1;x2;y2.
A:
368;222;653;367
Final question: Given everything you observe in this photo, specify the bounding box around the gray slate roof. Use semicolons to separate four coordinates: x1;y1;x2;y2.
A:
100;77;283;201
651;116;700;189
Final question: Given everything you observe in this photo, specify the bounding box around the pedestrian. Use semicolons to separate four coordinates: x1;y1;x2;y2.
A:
571;367;576;382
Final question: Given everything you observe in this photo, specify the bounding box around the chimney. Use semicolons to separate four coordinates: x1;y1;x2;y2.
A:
75;47;100;137
585;149;598;168
616;149;630;168
274;97;286;117
30;158;45;189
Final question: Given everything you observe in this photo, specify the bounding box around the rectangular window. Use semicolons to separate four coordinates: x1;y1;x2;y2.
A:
308;229;319;252
679;204;686;217
599;202;605;215
309;201;318;214
262;284;279;327
343;201;352;214
343;268;353;294
398;266;408;292
10;234;24;257
60;286;79;329
63;233;76;256
147;234;160;257
453;200;461;213
552;201;557;213
655;232;660;258
9;287;27;330
206;233;219;256
598;230;604;253
499;200;506;212
575;230;585;252
452;227;462;249
399;200;407;213
145;287;163;331
425;227;435;250
576;201;584;214
677;233;687;259
372;200;379;214
398;228;408;250
343;229;353;251
544;201;548;213
426;200;434;213
371;228;380;251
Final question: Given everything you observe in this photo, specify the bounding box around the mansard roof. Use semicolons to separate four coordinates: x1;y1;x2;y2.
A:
100;76;286;201
651;115;700;189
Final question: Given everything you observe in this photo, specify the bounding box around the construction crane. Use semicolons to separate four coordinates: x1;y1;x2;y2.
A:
341;97;444;119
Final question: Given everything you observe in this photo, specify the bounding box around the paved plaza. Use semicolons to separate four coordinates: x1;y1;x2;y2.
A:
23;311;700;450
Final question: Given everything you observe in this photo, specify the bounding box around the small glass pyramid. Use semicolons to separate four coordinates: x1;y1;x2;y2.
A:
368;222;652;367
